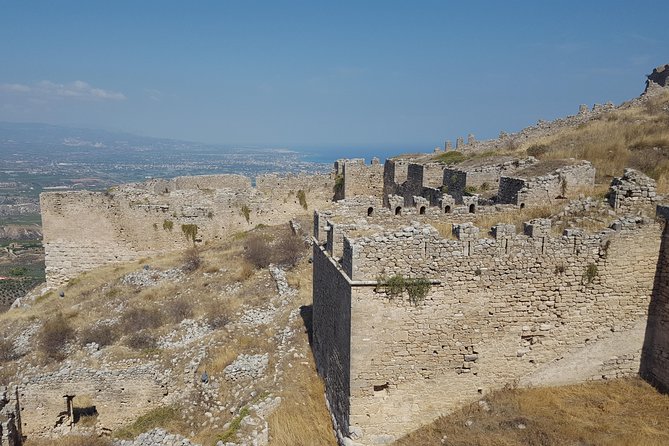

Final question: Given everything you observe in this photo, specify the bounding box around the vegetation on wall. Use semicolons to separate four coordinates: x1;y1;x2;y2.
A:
162;220;174;231
240;204;251;223
377;274;431;305
583;263;598;284
296;190;308;209
181;224;198;243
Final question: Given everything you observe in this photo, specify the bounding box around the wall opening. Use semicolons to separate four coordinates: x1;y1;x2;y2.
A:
419;206;426;215
373;382;389;392
444;205;451;214
395;206;402;216
367;207;374;216
519;202;525;209
469;204;476;213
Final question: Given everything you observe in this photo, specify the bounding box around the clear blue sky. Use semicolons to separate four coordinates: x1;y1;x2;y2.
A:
0;1;666;150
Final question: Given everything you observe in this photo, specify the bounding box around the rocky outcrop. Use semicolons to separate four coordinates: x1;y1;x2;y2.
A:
646;64;669;92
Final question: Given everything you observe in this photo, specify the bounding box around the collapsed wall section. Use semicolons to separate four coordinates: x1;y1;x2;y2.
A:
498;161;595;206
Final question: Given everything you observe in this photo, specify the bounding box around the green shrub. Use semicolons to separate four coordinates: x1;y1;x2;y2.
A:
583;263;598;284
333;174;345;198
378;275;431;305
435;151;466;165
404;278;431;305
181;224;198;243
240;205;251;223
162;220;174;231
464;185;478;195
297;190;308;209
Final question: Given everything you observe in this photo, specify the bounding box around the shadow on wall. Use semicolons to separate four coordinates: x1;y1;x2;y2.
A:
640;220;669;393
300;304;314;347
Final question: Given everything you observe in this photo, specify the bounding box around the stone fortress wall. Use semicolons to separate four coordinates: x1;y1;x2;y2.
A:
40;173;334;287
334;158;384;200
313;158;667;445
641;205;669;392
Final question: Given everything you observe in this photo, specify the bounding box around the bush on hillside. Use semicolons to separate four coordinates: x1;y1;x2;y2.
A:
121;307;164;332
38;313;74;361
244;230;306;269
79;324;119;347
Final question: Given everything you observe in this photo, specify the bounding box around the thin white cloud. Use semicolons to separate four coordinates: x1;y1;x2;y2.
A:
144;88;163;101
0;83;32;93
0;80;126;101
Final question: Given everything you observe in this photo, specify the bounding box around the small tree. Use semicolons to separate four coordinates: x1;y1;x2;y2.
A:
296;190;308;209
181;224;198;243
240;205;251;223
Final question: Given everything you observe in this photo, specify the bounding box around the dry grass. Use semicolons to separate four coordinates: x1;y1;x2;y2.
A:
267;267;337;446
394;378;669;446
473;204;562;234
268;369;336;446
113;406;189;440
25;436;112;446
525;92;669;192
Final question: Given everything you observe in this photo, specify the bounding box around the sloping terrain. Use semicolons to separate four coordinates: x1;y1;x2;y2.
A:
0;222;335;446
394;378;669;446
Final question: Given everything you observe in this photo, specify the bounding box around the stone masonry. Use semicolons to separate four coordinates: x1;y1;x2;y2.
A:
0;386;22;446
608;168;658;210
640;205;669;392
40;173;334;286
313;213;661;445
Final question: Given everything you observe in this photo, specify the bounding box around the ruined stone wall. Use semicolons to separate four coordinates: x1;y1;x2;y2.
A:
312;244;352;439
342;161;384;200
443;169;467;203
17;365;169;438
608;168;658;210
382;160;408;207
0;386;22;446
41;174;334;286
499;162;595;206
641;207;669;392
443;158;539;203
497;177;528;205
315;220;660;444
421;163;444;189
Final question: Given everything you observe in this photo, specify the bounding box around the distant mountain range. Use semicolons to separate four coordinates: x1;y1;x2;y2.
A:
0;121;274;156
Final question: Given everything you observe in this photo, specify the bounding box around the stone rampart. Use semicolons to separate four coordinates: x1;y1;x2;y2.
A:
41;173;333;286
312;243;352;441
338;159;384;200
640;205;669;392
313;217;661;444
